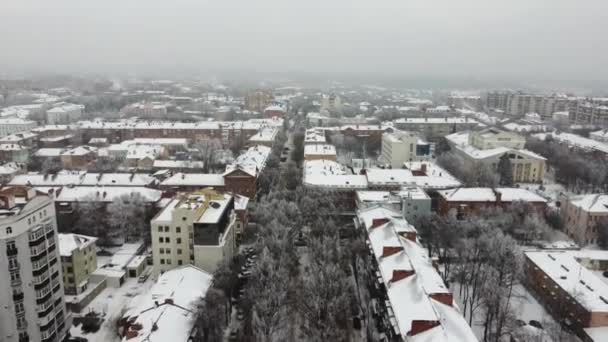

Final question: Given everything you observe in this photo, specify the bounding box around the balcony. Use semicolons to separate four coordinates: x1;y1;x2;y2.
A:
30;245;47;258
16;319;28;331
8;260;20;271
33;271;50;286
11;278;22;287
32;256;48;272
13;291;24;301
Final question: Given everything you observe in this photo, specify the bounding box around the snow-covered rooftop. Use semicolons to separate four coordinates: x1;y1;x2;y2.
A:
357;206;477;341
534;132;608;155
225;145;271;177
248;127;278;143
9;171;157;187
526;251;608;313
567;194;608;214
55;186;162;203
304;144;337;156
160;173;225;188
438;187;547;203
152;160;205;169
58;233;97;257
121;265;212;342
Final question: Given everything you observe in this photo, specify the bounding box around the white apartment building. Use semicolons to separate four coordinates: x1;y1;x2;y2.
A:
0;118;37;138
381;130;430;168
151;188;236;275
321;94;343;113
46;104;84;125
0;189;70;342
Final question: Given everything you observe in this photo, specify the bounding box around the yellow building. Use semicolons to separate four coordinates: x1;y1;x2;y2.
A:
58;233;97;295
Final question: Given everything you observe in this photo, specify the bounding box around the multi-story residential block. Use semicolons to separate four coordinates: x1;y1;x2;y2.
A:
355;206;477;341
380;130;431;168
469;128;525;150
568;99;608;126
560;194;608;245
60;146;97;170
447;95;481;110
447;131;546;183
524;251;608;341
58;233;97;295
263;102;287;118
533;132;608;159
437;187;547;218
486;92;567;119
0;118;37;138
0;188;70;342
151;188;237;275
223;145;270;198
46;104;84;125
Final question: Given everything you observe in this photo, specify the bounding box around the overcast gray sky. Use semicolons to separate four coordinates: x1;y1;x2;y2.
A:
1;0;607;81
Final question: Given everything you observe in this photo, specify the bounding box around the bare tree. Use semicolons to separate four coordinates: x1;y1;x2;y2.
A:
107;193;147;243
193;139;222;172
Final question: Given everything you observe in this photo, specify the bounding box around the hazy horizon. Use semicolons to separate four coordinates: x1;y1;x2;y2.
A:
1;0;608;89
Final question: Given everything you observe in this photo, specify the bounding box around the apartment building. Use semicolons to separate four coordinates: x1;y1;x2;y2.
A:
121;102;168;118
524;251;608;341
0;188;70;342
380;130;431;168
151;188;237;275
356;186;432;221
485;92;568;119
560;194;608;245
0;118;37;138
355;206;477;341
437;187;547;218
46;104;84;125
569;100;608;126
58;233;97;295
321;93;343;113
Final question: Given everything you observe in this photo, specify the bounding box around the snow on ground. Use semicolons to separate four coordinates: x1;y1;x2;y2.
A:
70;275;156;342
453;282;577;341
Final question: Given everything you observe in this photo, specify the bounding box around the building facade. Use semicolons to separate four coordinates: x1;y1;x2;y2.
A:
0;118;37;138
151;188;236;275
58;233;97;295
560;194;608;245
0;190;70;342
46;104;83;125
469;128;525;150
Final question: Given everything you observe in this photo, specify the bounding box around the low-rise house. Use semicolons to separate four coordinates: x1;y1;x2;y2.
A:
437;187;547;218
58;233;97;295
355;206;478;341
151;188;237;274
304;128;327;145
560;194;608;245
524;251;608;341
393;117;480;141
9;171;157;188
117;265;212;342
0;131;38;147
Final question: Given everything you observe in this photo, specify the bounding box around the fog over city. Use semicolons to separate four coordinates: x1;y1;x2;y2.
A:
2;0;608;85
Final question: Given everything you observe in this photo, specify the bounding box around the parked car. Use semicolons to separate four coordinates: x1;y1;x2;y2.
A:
528;320;543;330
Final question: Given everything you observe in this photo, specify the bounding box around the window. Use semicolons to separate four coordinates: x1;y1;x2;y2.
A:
178;260;183;266
158;226;162;232
166;249;171;254
160;259;165;264
165;237;170;243
160;249;164;254
164;226;170;232
176;227;181;233
176;238;182;244
67;267;73;273
167;259;172;265
6;227;12;234
158;237;163;243
68;277;74;283
177;249;182;255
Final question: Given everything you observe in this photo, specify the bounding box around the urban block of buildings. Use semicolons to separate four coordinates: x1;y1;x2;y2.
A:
560;193;608;245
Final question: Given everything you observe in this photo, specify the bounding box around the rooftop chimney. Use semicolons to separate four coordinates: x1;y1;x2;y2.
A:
391;269;415;282
382;246;403;258
430;293;453;307
371;217;390;229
